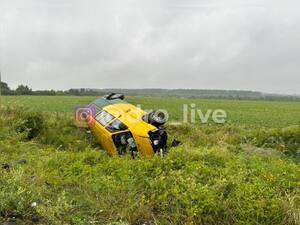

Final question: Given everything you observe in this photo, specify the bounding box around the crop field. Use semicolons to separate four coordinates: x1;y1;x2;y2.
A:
0;96;299;225
2;95;300;127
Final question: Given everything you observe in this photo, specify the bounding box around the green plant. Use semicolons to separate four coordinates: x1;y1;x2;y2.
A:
15;112;44;140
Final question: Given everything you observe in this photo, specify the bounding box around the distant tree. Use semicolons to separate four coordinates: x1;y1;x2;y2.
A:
33;90;56;96
0;81;12;95
56;90;66;96
16;85;32;95
67;89;81;96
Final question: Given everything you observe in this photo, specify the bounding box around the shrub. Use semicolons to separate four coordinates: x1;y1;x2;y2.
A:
15;112;44;140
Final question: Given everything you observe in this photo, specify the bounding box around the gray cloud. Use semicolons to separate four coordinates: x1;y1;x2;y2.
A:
1;0;300;94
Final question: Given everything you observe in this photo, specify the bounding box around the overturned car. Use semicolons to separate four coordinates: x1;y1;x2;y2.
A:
79;93;168;159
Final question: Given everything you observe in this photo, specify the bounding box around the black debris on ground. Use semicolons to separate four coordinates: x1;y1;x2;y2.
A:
1;163;11;172
17;159;27;165
31;215;40;223
171;139;181;147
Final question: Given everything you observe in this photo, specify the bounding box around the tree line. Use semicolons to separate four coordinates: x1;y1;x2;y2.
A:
0;81;105;96
1;81;300;101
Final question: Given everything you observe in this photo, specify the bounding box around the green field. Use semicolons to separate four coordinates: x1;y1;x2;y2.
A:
2;95;300;127
0;96;299;225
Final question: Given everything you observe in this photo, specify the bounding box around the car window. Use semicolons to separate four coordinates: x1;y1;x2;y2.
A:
106;119;128;133
95;111;114;126
112;132;137;155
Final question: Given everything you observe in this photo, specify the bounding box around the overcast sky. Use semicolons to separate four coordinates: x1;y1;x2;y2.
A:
0;0;299;94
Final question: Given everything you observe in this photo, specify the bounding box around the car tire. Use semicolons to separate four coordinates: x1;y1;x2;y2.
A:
105;93;125;100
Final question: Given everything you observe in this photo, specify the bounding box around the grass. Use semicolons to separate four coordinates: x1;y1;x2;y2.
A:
0;96;300;225
2;95;300;127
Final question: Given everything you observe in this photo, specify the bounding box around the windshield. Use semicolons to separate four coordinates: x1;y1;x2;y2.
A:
95;111;114;126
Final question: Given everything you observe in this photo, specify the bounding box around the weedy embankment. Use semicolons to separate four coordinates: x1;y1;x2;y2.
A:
0;107;299;225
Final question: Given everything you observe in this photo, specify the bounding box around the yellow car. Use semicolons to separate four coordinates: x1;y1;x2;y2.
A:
85;93;168;159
